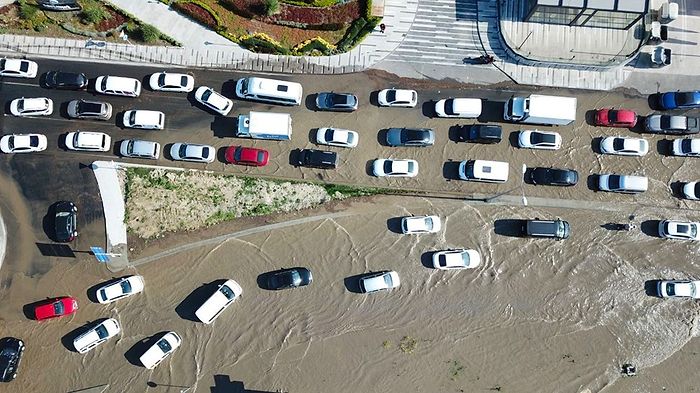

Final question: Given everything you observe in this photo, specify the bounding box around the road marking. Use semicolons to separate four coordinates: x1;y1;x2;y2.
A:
0;80;40;88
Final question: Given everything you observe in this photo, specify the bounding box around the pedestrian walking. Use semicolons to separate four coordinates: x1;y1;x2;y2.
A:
379;23;386;33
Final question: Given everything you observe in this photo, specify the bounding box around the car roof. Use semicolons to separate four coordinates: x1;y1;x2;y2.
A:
471;160;509;178
404;216;431;231
75;132;107;147
131;110;162;124
362;272;392;292
19;97;48;110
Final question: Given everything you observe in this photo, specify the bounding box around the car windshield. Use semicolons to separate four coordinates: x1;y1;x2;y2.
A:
608;110;618;122
7;137;14;150
612;138;625;151
157;74;166;86
608;176;621;189
157;338;172;353
178;145;189;157
424;218;433;230
383;274;393;287
95;324;109;339
120;280;132;294
677;92;697;106
682;139;693;153
126;141;135;154
666;283;676;296
695;183;700;196
383;161;394;173
19;61;28;72
386;90;396;102
53;300;64;315
201;89;212;101
531;133;554;145
29;135;38;146
201;148;210;159
233;147;242;161
444;99;456;116
180;76;188;86
220;284;235;300
407;161;415;173
257;151;266;162
325;129;335;141
129;112;136;124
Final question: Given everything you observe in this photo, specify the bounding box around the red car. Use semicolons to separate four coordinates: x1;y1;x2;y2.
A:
33;296;78;320
595;108;638;128
225;146;269;166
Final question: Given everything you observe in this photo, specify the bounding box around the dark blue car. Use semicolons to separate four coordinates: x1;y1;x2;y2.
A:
659;91;700;110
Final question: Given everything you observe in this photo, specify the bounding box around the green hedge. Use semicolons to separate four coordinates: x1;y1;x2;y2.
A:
239;35;290;55
293;37;334;55
336;15;377;52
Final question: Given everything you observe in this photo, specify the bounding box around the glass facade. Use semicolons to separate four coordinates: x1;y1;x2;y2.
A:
525;0;647;30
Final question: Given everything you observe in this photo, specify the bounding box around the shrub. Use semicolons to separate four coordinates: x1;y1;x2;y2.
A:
264;0;280;16
138;24;160;43
18;0;38;20
293;37;335;56
82;6;108;24
239;33;290;55
336;15;378;51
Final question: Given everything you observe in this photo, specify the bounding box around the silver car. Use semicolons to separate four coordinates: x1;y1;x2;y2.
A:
120;139;160;159
67;99;112;120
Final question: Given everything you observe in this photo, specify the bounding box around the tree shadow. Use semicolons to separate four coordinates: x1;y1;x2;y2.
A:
343;273;368;294
175;280;227;322
493;219;524;237
644;280;662;297
640;220;662;237
125;332;165;367
386;216;404;234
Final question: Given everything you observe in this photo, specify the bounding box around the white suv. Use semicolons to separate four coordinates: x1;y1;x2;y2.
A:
65;131;111;152
195;279;242;324
401;215;441;234
95;75;142;97
195;86;232;115
73;318;121;354
122;110;164;130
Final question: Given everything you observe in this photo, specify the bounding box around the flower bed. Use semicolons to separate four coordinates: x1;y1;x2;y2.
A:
172;1;217;29
94;6;127;31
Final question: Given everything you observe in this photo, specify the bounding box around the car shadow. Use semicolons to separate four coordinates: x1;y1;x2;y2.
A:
58;101;71;119
640;220;661;237
365;159;375;176
591;137;603;154
369;91;379;107
508;131;520;148
442;160;461;181
648;93;662;110
448;124;464;143
124;332;164;367
421;251;434;269
386;216;404;234
59;133;71;151
211;116;236;138
175;280;226;322
308;128;319;144
305;93;318;111
343;273;368;294
376;129;389;146
670;181;686;199
217;146;230;164
220;80;238;99
656;139;672;155
163;143;175;161
493;219;524;237
43;204;56;241
480;100;503;123
114;111;126;129
61;319;105;352
644;280;662;297
112;140;124;157
421;100;436;118
587;174;599;192
584;109;598;126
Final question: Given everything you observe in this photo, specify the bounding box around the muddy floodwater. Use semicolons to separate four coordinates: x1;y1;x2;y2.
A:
1;194;700;393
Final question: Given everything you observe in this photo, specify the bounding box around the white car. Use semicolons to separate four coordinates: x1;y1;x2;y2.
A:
0;58;38;78
194;86;232;116
432;249;481;270
73;318;120;354
120;139;160;160
401;215;441;234
315;127;358;148
122;110;165;130
682;181;700;200
0;134;47;153
434;98;482;118
139;332;181;369
658;220;700;240
599;136;648;156
195;279;243;324
657;280;700;298
359;271;400;294
148;72;194;92
517;130;561;150
377;88;418;108
671;139;700;157
372;158;419;177
96;275;145;304
9;97;53;116
170;143;215;163
65;131;111;152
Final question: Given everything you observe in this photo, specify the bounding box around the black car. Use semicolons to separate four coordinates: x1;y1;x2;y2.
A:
315;92;358;112
37;0;81;11
0;337;24;382
385;128;435;147
528;167;578;186
295;149;337;169
54;201;78;242
265;267;313;290
459;124;502;144
44;71;88;90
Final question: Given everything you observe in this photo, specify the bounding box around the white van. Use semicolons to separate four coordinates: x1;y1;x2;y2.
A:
458;159;509;183
122;110;165;130
195;279;243;324
235;77;303;106
95;76;142;97
435;98;482;118
598;174;648;194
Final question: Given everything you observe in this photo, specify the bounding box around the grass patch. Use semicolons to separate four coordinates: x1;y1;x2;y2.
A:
382;340;392;349
399;336;417;354
447;360;464;380
323;183;389;199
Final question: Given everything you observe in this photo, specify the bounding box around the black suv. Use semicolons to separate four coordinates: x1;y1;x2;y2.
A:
44;71;88;90
0;337;24;382
54;201;78;242
458;124;502;144
528;167;578;187
521;219;570;240
295;149;337;169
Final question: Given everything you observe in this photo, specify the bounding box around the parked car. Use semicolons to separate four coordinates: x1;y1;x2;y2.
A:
94;75;141;97
224;146;268;166
458;159;509;183
96;275;145;304
671;138;700;157
372;158;418;177
528;167;578;186
194;86;232;116
358;271;400;294
9;97;53;116
33;296;78;320
521;219;570;240
65;131;111;152
681;181;700;200
0;337;24;382
265;268;313;290
517;130;561;150
434;98;482;118
195;279;242;324
139;332;181;369
401;215;441;234
0;58;37;78
659;90;700;110
315;92;358;112
377;88;417;108
73;318;120;354
457;124;502;144
295;149;337;169
659;220;700;240
432;249;480;270
66;99;112;120
315;128;358;148
148;72;194;92
170;143;215;163
122;110;165;130
597;174;648;194
37;0;81;11
599;136;648;156
54;201;77;242
385;128;435;147
120;139;160;160
657;280;700;298
44;70;87;89
645;114;700;134
0;134;47;154
594;108;638;128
